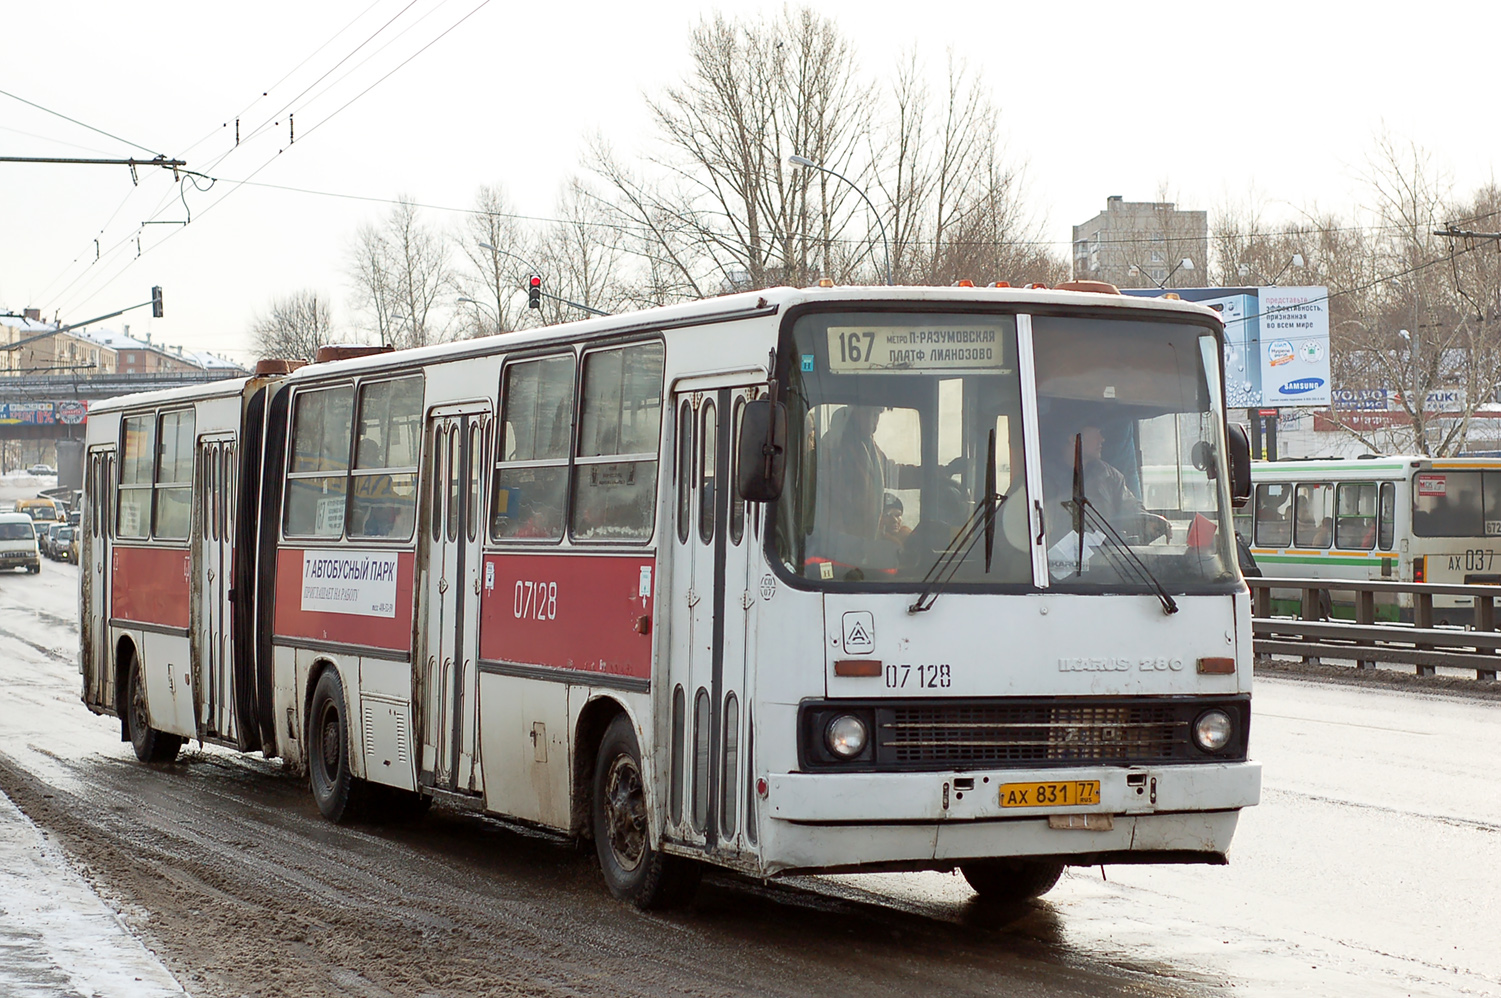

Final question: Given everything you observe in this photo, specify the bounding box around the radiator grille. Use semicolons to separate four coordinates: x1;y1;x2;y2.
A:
883;703;1182;766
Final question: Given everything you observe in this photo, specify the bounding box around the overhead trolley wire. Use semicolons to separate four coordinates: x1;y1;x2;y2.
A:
45;0;493;320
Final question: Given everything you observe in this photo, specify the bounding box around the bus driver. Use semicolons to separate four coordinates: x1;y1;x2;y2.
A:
1046;422;1171;545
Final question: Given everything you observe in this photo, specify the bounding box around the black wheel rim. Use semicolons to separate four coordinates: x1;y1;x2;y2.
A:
317;700;341;784
603;753;647;873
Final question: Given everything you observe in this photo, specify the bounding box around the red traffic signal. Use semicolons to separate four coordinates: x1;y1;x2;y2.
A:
527;275;542;309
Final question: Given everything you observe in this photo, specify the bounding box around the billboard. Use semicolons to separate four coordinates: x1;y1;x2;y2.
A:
0;401;90;425
1122;286;1331;408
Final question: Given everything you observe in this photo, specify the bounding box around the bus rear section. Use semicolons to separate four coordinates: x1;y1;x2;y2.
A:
1407;464;1501;619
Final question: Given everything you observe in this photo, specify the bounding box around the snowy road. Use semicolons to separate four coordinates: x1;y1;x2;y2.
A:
1;560;1498;997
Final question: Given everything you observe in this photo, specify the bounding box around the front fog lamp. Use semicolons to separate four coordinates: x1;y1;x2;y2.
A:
1193;709;1234;752
825;714;869;759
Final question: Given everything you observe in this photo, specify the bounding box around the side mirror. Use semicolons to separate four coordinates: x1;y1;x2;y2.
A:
737;399;787;503
1227;422;1252;508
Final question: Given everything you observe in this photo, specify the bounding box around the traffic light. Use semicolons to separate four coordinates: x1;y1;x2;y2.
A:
151;286;163;318
527;275;541;309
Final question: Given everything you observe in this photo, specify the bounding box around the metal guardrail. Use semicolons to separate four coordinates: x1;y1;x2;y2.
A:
1249;577;1501;681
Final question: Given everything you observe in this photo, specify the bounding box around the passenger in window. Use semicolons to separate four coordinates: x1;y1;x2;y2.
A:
1046;422;1171;544
822;405;891;539
879;492;913;546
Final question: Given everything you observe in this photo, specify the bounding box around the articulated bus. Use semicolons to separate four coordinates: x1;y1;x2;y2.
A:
80;284;1261;909
1238;457;1501;622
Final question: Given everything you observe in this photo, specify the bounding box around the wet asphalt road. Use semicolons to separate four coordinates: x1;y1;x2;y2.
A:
1;561;1497;997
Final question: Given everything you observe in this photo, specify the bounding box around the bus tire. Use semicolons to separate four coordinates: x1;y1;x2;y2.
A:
592;714;700;909
307;668;369;823
960;859;1065;902
126;658;182;763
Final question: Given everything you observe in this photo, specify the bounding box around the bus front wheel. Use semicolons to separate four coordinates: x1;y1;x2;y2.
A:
592;714;700;909
126;659;182;763
960;859;1065;902
307;668;369;823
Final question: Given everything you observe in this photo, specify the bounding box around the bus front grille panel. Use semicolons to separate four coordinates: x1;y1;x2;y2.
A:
881;703;1184;766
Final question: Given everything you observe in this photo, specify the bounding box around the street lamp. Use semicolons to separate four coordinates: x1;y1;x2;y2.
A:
1130;257;1194;290
1237;253;1305;285
457;296;500;334
788;153;892;286
456;296;497;319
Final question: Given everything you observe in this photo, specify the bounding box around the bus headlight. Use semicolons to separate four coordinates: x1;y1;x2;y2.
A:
825;714;869;758
1193;709;1234;752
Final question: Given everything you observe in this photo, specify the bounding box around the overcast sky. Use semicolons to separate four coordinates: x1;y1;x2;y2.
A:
2;0;1495;363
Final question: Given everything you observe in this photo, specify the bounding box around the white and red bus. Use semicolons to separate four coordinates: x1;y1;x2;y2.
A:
81;284;1261;908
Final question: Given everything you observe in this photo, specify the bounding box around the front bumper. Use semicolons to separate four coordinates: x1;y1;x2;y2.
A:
755;760;1260;875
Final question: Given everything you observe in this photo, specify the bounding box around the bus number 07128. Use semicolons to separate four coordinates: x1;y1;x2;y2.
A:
513;580;558;620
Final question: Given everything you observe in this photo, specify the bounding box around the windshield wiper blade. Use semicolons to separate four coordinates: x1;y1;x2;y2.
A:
908;488;1006;614
1072;499;1179;615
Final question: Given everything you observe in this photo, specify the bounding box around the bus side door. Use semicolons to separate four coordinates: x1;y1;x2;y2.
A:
665;386;757;851
418;406;490;794
193;435;237;741
83;447;115;711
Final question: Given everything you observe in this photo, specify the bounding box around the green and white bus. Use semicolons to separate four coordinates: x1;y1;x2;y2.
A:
1239;456;1501;621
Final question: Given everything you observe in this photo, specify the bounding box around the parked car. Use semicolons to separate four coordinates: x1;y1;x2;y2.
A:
0;512;41;573
27;464;55;476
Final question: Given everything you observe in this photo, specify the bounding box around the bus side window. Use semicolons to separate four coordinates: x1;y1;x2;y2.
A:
1378;482;1396;550
1294;482;1334;549
1254;483;1292;548
1335;482;1377;550
729;398;746;546
492;354;574;541
285;386;354;538
698;399;717;544
572;341;665;542
676;400;693;545
118;415;154;539
349;376;422;540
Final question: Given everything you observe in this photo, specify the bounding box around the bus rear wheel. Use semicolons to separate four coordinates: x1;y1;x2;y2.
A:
592;715;700;909
960;859;1065;902
307;668;369;823
126;658;182;763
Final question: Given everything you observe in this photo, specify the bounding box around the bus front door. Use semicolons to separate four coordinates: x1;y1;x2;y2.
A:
193;435;236;742
83;447;115;711
666;387;757;851
418;407;490;794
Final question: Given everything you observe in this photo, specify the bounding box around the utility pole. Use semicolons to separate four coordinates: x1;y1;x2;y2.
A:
0;154;188;185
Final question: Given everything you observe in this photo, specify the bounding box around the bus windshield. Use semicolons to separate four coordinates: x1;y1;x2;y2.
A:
772;309;1237;592
1034;315;1236;590
774;310;1032;586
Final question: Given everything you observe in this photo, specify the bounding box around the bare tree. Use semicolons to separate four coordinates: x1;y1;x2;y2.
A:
534;178;635;323
457;184;533;337
249;289;335;362
874;52;1059;286
348;196;454;350
592;7;873;294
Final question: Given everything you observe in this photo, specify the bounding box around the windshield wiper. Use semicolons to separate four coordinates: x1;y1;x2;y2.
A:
1070;500;1179;615
1065;434;1177;615
910;431;1003;614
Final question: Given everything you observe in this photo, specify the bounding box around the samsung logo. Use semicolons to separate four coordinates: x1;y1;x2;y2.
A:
1279;378;1325;396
